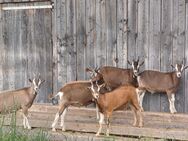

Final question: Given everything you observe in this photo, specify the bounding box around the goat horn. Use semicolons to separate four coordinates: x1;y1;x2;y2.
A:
137;56;140;62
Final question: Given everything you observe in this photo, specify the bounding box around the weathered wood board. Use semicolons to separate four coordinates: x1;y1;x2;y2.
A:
2;104;188;140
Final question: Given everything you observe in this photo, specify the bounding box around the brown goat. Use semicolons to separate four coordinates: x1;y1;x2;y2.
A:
51;80;108;132
0;76;44;129
137;62;188;113
88;81;143;136
86;59;144;90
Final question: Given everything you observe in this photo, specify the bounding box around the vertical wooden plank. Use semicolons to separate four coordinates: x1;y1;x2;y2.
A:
9;10;15;90
22;9;29;87
116;0;124;68
148;0;161;112
137;0;150;111
127;0;137;61
160;0;173;112
106;0;117;66
0;8;4;91
52;0;58;94
76;0;86;80
85;0;96;79
172;0;186;113
56;0;67;87
66;0;77;82
95;0;106;66
122;0;128;68
2;11;10;90
27;9;35;87
14;10;22;89
44;9;53;102
34;9;44;102
185;2;188;113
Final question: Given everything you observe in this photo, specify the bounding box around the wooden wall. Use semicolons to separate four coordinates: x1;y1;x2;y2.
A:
0;1;53;103
0;0;188;113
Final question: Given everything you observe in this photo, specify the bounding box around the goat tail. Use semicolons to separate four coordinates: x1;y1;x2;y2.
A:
48;92;63;105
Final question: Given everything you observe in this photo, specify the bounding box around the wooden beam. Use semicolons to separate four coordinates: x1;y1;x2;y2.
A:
2;104;188;140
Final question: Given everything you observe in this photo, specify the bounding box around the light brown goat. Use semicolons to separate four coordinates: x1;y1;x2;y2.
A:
0;76;44;129
51;80;108;132
88;81;143;136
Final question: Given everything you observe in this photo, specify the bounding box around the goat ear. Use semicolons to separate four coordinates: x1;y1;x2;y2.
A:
127;60;132;65
184;66;188;70
41;79;45;84
171;64;175;69
140;61;144;66
137;56;140;62
29;79;32;83
86;68;93;72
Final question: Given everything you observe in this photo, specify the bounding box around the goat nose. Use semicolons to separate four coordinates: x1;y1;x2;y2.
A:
177;72;181;77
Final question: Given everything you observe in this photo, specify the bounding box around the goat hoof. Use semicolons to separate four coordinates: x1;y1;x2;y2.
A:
62;128;66;132
52;128;56;132
95;133;100;136
28;127;32;130
106;133;109;136
141;108;144;112
132;122;137;127
138;123;143;128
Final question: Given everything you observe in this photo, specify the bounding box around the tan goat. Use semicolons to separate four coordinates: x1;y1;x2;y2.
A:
0;76;44;129
51;80;108;132
88;81;143;136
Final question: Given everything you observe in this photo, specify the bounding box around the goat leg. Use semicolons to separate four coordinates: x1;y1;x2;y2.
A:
52;113;60;132
130;105;137;126
96;113;104;136
22;107;31;129
106;117;110;136
60;108;68;131
168;93;177;114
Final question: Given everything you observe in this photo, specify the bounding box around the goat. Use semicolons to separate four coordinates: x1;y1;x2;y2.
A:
51;80;108;132
86;58;144;90
88;81;143;136
0;76;44;129
137;61;188;113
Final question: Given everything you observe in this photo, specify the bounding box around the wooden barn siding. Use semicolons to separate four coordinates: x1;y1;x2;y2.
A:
0;1;53;102
53;0;188;113
0;0;188;113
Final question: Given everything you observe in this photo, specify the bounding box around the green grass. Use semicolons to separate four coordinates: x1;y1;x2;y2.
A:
0;111;49;141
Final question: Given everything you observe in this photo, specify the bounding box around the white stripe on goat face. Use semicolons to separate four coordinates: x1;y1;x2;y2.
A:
175;64;181;78
33;78;39;91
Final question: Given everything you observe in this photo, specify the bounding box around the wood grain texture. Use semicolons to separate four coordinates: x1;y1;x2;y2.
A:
95;0;106;66
137;0;150;111
76;0;86;80
148;0;161;112
106;0;117;66
172;0;186;113
160;0;173;113
85;0;96;79
127;0;136;61
185;2;188;113
66;0;77;82
4;104;188;140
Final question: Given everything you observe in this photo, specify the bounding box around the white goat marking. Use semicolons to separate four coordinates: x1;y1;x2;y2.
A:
52;113;60;129
168;94;177;113
55;92;64;100
60;108;67;131
96;112;104;136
